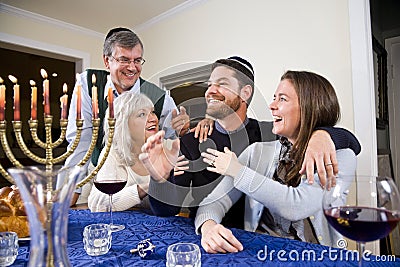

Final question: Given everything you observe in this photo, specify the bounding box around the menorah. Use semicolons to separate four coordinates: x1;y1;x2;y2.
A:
0;70;115;267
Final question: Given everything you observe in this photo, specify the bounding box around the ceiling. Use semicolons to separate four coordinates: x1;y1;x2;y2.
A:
0;0;189;34
2;0;399;38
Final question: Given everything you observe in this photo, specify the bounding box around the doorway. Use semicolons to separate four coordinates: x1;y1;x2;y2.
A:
370;0;400;257
385;36;400;194
159;64;211;128
0;44;77;187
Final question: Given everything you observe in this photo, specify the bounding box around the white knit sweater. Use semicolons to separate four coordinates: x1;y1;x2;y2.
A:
88;148;150;212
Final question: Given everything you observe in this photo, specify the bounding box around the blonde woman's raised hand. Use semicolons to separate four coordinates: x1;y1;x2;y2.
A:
174;155;189;176
139;130;180;182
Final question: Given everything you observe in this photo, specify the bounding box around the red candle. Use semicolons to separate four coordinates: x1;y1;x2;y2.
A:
107;86;114;118
60;83;68;120
91;74;98;119
9;75;20;121
76;74;82;120
30;80;37;120
0;77;5;121
41;69;50;116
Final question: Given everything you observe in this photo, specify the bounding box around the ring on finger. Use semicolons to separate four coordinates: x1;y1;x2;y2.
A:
325;163;333;166
209;157;216;166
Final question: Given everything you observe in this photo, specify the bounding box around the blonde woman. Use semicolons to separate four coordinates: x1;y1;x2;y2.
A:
88;92;172;212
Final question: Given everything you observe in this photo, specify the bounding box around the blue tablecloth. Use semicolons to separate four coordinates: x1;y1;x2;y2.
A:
14;209;400;266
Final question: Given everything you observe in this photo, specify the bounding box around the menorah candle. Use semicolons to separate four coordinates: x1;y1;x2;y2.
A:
60;83;68;120
30;80;37;120
91;74;98;119
8;75;20;121
107;86;114;118
0;77;5;121
41;69;50;116
106;75;114;118
76;73;82;120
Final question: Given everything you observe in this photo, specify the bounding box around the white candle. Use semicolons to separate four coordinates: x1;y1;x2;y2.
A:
41;69;50;116
0;77;5;121
76;73;82;120
30;80;37;120
9;75;20;121
61;83;68;120
92;74;98;119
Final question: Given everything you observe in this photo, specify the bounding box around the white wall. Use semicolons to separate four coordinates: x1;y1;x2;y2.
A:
139;0;380;189
139;0;355;128
0;0;356;129
0;5;104;69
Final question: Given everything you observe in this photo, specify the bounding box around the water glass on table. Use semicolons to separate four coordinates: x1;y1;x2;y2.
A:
166;242;201;267
83;223;112;256
0;232;18;266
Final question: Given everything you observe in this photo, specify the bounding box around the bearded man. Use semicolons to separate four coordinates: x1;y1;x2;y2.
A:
144;56;361;229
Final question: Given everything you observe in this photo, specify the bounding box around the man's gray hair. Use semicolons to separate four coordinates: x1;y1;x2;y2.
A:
103;29;143;57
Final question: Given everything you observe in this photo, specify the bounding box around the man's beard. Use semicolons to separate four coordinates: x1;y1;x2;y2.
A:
206;96;241;119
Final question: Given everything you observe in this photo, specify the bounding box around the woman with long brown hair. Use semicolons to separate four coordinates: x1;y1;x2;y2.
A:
196;70;356;253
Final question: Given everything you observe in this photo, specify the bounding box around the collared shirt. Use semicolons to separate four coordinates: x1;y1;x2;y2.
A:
64;71;177;192
214;117;250;135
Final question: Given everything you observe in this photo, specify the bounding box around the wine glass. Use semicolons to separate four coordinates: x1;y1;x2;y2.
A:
93;176;127;232
323;175;400;266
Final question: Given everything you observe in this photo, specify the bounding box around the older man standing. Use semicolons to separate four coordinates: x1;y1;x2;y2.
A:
64;27;189;205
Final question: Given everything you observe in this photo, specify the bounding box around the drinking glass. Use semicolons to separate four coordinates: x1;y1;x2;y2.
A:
93;176;127;232
323;175;400;266
166;242;201;267
0;232;18;266
83;223;112;256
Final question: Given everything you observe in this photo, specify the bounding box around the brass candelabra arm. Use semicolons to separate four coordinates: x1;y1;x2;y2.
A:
60;119;84;162
0;121;22;184
13;121;46;164
77;119;100;168
0;164;13;184
51;119;68;148
28;120;47;149
76;118;115;188
44;116;53;165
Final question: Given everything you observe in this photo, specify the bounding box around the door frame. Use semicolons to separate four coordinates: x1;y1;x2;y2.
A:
0;32;89;74
385;36;400;187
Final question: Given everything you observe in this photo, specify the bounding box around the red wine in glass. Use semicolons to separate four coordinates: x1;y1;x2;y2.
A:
94;179;127;232
94;180;127;195
324;206;400;242
323;175;400;267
